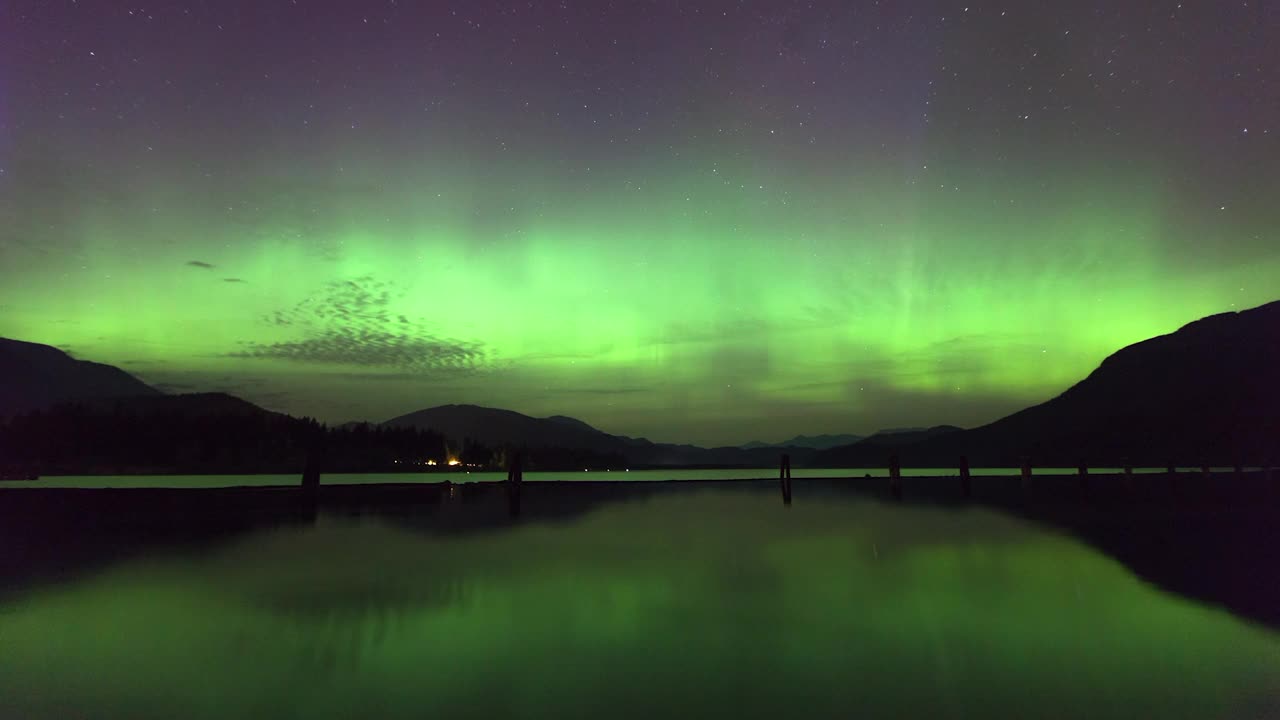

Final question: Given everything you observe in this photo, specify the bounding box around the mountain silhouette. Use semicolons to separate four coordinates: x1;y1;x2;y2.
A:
8;299;1277;471
869;427;930;436
857;426;963;447
814;300;1280;467
741;434;864;450
382;404;819;466
383;404;621;451
86;392;283;418
0;337;161;417
544;414;607;433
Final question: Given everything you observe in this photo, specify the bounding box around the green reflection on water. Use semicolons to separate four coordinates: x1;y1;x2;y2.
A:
2;492;1278;719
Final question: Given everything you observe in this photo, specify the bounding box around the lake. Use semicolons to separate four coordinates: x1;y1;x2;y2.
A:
23;466;1202;488
1;487;1278;718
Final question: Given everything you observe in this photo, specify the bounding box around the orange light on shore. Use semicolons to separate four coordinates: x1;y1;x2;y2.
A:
426;459;438;466
447;459;461;466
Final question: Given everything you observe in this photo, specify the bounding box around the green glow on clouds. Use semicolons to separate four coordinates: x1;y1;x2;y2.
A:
2;146;1276;442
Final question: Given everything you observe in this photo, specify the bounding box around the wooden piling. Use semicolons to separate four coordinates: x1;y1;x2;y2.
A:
779;454;793;505
1122;459;1134;489
300;452;321;499
1078;461;1089;493
1020;457;1032;492
506;452;523;517
889;454;902;500
298;449;322;520
959;455;971;499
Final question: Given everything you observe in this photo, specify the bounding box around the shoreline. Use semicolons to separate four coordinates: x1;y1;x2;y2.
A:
1;470;1274;507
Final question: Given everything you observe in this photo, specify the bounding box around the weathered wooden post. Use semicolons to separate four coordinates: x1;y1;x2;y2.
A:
299;445;322;521
1078;461;1089;493
959;455;971;499
889;454;902;500
1020;456;1032;493
301;457;320;495
1201;462;1211;482
779;454;793;505
1122;459;1134;491
506;452;523;518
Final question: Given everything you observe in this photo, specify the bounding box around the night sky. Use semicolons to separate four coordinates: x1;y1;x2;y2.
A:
2;1;1277;444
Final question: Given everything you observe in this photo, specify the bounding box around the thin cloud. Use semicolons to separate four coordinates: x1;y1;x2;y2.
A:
186;260;215;269
227;329;487;375
223;278;245;283
236;275;490;375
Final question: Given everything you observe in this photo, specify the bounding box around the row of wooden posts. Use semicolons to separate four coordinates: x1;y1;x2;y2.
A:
794;454;1274;503
298;449;1271;512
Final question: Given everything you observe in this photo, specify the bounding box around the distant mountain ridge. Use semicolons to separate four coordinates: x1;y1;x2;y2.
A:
383;404;819;466
384;404;619;452
85;392;285;418
0;337;161;417
813;300;1280;467
7;299;1278;470
855;426;963;447
741;434;864;450
871;427;929;436
741;428;956;451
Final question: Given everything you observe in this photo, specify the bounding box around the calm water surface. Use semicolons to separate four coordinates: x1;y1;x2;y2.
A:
2;491;1278;718
28;467;1199;488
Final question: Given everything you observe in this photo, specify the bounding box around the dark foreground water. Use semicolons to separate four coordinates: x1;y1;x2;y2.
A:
2;490;1278;718
29;467;1211;488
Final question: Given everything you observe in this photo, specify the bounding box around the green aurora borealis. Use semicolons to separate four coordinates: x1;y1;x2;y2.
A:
3;1;1277;443
5;161;1274;442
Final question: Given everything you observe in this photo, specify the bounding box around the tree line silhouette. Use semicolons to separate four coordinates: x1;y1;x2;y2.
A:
0;400;626;475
